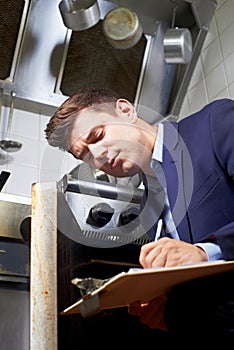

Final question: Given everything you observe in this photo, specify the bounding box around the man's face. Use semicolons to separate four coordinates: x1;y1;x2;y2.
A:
69;105;152;177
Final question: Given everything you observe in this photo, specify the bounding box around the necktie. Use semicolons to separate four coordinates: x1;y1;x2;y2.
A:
162;195;179;239
151;159;180;240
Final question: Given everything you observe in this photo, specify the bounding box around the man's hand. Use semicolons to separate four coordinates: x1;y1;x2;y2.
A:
128;294;168;331
139;237;208;268
128;238;208;330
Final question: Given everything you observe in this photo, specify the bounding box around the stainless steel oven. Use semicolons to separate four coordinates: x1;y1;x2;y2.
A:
0;193;30;350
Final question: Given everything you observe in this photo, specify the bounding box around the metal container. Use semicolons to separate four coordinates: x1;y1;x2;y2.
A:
102;7;143;50
163;28;193;64
59;0;100;31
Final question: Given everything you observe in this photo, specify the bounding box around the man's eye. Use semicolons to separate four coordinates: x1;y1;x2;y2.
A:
89;129;104;143
96;129;104;141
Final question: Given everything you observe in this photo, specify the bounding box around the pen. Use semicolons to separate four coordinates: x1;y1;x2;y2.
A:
155;218;163;241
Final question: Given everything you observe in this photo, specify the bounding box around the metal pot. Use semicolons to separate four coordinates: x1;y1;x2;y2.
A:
102;7;143;50
163;28;193;64
59;0;100;31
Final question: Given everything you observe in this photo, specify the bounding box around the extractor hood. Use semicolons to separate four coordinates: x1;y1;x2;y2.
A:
0;0;217;120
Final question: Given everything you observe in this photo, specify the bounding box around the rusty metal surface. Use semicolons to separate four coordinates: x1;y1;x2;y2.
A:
30;182;57;350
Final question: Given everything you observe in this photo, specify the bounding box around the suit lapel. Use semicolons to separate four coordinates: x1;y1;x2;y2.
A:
162;122;194;243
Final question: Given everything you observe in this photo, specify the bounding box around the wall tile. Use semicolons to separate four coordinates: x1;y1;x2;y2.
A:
219;22;234;59
39;114;50;141
201;38;222;76
3;164;38;197
39;141;78;183
215;0;226;9
205;63;227;100
5;137;40;168
224;51;234;84
212;87;230;100
188;56;204;90
178;95;190;120
202;16;218;50
11;109;40;140
228;81;234;98
187;79;208;114
215;0;234;34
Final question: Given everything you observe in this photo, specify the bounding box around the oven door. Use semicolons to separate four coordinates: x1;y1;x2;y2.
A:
0;239;30;350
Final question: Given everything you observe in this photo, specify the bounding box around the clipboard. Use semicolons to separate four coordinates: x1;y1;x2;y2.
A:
61;260;234;318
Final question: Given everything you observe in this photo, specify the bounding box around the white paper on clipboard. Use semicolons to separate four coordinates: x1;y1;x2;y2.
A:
61;260;234;318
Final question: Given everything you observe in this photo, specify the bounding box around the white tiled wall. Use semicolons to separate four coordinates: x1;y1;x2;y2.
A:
0;0;233;198
180;0;234;118
0;105;79;197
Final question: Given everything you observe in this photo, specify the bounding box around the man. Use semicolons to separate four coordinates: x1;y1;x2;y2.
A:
45;87;234;339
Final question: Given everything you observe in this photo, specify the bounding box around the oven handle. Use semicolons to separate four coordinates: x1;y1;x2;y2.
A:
65;178;143;204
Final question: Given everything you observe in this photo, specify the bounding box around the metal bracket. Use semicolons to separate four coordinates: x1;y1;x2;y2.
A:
71;277;109;318
78;294;102;319
71;277;108;318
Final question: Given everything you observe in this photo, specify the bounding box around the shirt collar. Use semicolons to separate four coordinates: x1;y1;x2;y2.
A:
152;123;164;163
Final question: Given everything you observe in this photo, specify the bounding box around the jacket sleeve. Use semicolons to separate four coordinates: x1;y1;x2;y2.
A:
214;223;234;260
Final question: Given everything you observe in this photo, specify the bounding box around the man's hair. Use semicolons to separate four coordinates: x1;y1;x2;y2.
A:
44;87;119;151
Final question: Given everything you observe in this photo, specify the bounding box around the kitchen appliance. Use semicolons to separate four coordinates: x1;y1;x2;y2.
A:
28;166;161;349
0;193;31;350
0;0;217;120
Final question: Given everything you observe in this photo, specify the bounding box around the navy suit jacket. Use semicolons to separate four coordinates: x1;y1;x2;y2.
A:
144;98;234;261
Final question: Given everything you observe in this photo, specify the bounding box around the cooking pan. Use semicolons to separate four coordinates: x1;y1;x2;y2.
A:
163;27;193;64
59;0;100;31
102;7;143;50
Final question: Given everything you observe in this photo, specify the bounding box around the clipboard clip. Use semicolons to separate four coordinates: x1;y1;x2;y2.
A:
71;277;108;297
71;277;109;318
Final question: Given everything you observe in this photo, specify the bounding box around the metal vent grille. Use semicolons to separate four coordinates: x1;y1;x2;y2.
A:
60;20;147;101
0;0;25;80
81;229;152;245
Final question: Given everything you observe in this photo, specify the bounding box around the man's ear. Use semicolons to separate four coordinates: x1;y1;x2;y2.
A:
116;99;137;123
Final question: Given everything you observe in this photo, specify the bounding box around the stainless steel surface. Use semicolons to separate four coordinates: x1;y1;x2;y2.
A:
0;88;7;164
169;27;208;116
0;192;31;239
163;27;192;64
0;91;22;152
102;7;143;49
7;0;68;107
54;165;147;248
71;277;108;296
0;288;29;350
30;182;57;350
66;178;143;203
59;0;100;31
58;188;146;248
0;88;3;121
136;20;177;122
0;0;217;119
0;138;22;152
